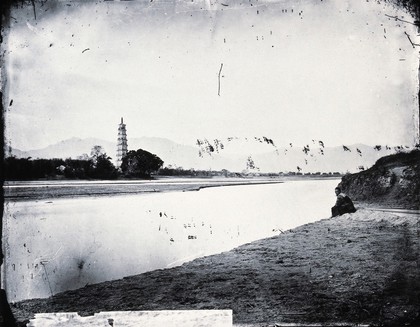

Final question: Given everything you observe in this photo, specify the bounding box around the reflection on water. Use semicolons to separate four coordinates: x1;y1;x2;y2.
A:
2;179;338;301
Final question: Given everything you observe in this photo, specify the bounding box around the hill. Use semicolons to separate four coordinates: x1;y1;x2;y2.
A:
5;138;116;161
339;149;420;209
5;137;409;173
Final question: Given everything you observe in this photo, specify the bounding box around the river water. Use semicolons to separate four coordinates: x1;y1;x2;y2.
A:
2;179;339;302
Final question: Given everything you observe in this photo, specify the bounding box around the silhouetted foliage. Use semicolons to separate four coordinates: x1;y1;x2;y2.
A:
4;146;117;180
88;146;118;179
121;149;164;178
63;159;90;179
157;167;245;177
4;157;66;180
89;154;118;179
158;167;210;177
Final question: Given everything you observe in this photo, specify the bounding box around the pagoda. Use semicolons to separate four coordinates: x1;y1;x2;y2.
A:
116;117;128;168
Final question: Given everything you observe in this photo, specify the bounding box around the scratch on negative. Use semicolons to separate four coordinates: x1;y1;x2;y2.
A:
384;14;416;26
82;48;90;53
404;32;419;48
218;63;223;96
31;0;36;20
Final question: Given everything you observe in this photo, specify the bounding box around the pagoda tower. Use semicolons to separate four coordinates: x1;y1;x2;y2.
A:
116;117;128;168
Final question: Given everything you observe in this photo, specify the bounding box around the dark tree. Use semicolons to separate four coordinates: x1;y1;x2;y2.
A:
3;146;117;180
4;157;66;180
87;146;117;179
64;158;90;179
90;153;118;179
121;149;164;178
4;157;34;180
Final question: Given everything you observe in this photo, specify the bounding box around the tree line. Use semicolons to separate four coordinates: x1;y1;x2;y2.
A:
4;146;164;180
4;145;343;181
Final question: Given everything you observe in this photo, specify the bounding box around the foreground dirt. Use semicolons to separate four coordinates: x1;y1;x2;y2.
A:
11;209;420;326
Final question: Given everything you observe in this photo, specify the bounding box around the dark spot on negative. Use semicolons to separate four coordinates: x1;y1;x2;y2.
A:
77;260;85;270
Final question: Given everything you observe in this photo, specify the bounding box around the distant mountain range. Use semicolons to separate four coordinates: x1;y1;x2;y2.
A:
5;137;406;173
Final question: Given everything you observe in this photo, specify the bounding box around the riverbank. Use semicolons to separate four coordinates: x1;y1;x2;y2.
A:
10;207;420;326
3;176;340;202
3;178;287;201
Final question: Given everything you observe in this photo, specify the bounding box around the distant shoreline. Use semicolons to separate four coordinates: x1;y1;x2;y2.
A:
3;176;340;202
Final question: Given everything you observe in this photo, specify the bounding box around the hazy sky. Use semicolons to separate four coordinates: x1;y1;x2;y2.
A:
3;0;419;151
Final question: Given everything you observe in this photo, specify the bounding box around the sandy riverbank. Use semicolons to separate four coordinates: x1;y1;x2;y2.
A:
3;176;339;202
3;178;286;201
10;208;420;326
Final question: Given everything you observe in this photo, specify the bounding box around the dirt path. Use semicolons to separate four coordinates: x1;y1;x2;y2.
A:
10;209;420;326
364;207;420;216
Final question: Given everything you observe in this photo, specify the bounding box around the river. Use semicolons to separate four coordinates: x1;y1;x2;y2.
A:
2;178;339;302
